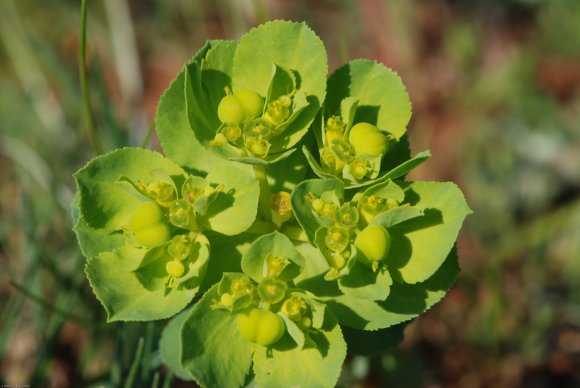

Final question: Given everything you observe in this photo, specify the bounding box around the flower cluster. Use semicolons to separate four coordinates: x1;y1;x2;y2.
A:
73;20;471;387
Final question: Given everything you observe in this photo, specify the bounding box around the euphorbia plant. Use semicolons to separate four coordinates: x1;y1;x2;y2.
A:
73;20;471;387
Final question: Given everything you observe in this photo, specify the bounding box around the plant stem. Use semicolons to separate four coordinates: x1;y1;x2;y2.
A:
79;0;103;155
253;165;272;220
140;120;155;148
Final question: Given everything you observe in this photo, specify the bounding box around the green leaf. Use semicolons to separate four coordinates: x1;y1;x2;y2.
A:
326;59;411;140
386;181;471;283
338;260;393;301
200;232;255;293
229;148;296;166
74;148;186;252
371;206;423;228
266;63;296;103
265;148;310;193
340;97;360;139
252;307;346;388
181;285;253;387
85;245;198;322
155;52;237;175
279;313;305;348
233;21;327;155
291;178;344;243
382;150;431;182
233;20;327;104
196;162;260;236
342;323;407;355
302;146;335;180
360;178;405;203
185;62;218;143
159;307;194;381
241;231;305;282
295;243;460;331
201;40;238;117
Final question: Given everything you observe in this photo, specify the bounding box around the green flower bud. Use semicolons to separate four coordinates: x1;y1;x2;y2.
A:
257;277;287;304
355;225;390;271
129;202;170;248
238;308;285;346
348;122;390;156
234;89;264;120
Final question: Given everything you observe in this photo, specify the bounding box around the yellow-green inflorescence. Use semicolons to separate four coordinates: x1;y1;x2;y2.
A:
211;87;294;158
308;190;397;278
213;253;316;347
320;115;393;182
123;174;223;288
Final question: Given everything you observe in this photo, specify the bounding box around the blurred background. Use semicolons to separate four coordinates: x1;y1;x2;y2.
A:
1;0;579;386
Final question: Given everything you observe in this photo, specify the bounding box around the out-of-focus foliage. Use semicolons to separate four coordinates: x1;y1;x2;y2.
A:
1;0;579;387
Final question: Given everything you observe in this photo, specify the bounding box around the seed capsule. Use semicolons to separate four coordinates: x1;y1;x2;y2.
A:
237;308;285;346
348;122;390;156
218;95;246;125
355;225;390;270
234;90;264;120
129;202;170;248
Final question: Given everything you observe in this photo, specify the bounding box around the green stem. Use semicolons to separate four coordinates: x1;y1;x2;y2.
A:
140;120;155;148
253;165;272;220
79;0;103;155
